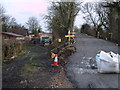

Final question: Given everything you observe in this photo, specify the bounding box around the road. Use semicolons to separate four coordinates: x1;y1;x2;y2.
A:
66;33;119;88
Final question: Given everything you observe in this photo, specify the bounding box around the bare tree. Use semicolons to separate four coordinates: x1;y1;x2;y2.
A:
1;4;27;32
105;2;120;43
9;17;18;29
2;15;19;31
0;4;5;17
26;17;41;36
81;3;101;37
81;2;110;38
46;2;82;42
0;4;5;31
81;1;120;44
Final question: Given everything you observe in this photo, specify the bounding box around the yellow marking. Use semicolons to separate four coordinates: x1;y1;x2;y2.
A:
65;35;75;37
71;32;76;34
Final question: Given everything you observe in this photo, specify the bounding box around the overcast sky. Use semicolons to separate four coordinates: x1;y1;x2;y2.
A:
1;0;103;32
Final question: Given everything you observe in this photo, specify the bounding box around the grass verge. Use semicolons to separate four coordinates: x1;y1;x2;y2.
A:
21;60;38;76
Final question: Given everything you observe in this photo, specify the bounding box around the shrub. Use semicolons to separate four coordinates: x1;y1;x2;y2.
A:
2;39;25;61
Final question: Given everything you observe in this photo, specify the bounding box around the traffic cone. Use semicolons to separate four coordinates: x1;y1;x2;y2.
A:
51;52;55;59
52;54;59;67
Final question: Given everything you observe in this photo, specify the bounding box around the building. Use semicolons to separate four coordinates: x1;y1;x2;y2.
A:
1;32;24;40
39;32;52;41
8;28;28;36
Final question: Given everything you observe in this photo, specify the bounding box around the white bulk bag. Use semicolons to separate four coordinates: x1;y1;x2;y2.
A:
96;51;120;73
99;51;113;63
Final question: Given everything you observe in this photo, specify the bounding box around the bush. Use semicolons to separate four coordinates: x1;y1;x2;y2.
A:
2;39;25;61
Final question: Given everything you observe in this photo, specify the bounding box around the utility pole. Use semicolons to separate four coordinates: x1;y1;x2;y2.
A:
110;32;113;40
65;30;75;44
68;30;71;44
97;31;99;38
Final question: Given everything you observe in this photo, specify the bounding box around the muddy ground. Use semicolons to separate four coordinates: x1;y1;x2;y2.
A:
2;44;73;88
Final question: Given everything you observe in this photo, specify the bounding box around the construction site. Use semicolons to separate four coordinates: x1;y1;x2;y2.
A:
1;0;120;89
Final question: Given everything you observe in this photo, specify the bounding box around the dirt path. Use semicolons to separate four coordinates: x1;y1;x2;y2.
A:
2;44;73;88
66;33;119;88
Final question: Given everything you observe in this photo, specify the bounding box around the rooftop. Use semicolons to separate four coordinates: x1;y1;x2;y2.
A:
1;32;23;37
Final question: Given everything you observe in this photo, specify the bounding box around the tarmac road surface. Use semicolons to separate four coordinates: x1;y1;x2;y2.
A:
66;33;120;88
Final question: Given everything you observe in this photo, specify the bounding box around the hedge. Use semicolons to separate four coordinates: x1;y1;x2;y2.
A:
2;39;25;61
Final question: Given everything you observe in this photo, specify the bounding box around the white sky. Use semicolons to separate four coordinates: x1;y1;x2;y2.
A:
0;0;102;32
